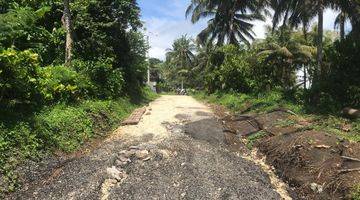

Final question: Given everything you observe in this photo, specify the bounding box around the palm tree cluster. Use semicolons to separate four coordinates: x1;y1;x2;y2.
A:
186;0;267;46
164;35;196;89
186;0;359;78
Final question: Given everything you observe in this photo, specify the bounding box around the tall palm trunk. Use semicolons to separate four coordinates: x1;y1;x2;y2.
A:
316;0;324;78
303;64;307;90
340;11;345;41
63;0;73;65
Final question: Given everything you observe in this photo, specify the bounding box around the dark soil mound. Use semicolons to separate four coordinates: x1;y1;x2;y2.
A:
259;131;346;199
221;108;360;199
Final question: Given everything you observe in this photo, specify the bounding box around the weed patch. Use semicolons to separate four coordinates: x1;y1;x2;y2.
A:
246;131;267;149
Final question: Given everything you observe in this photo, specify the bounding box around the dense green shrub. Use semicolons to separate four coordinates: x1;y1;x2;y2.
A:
324;36;360;107
0;49;39;106
0;0;152;195
0;95;155;193
37;65;93;103
204;45;253;93
72;59;124;99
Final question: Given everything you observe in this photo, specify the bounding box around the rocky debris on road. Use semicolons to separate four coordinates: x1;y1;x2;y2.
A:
135;150;150;160
106;166;127;181
5;96;289;200
161;121;184;134
100;143;179;200
101;146;154;200
310;183;324;194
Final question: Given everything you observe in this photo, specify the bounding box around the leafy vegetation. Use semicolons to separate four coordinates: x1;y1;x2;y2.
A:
351;184;360;200
0;0;157;194
246;131;267;149
0;87;157;194
1;0;360;196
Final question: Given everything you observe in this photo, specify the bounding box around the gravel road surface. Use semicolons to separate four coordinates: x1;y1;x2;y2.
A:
9;95;286;200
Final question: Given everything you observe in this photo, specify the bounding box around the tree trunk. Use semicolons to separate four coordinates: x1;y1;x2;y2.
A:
63;0;73;65
303;64;307;90
340;12;345;41
316;0;324;78
302;23;308;42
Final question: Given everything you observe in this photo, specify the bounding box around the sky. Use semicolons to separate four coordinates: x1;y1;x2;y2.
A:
138;0;341;60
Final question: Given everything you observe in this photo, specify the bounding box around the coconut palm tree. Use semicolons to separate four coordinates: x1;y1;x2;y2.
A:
270;0;329;79
334;11;348;40
186;0;267;46
333;0;360;35
166;35;196;89
257;27;316;89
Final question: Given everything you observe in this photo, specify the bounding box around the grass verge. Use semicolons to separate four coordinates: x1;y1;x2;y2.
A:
192;90;360;142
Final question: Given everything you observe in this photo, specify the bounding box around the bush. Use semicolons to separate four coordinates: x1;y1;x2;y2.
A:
35;105;93;152
72;59;124;99
321;36;360;108
37;65;93;103
0;49;39;106
205;45;253;93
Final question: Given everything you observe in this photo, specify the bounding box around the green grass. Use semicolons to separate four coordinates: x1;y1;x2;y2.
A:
246;131;267;149
192;90;303;114
310;116;360;142
351;184;360;200
274;119;298;127
192;90;360;142
0;87;158;194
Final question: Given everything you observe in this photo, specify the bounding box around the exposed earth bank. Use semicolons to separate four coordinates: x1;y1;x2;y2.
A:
218;104;360;199
7;95;290;200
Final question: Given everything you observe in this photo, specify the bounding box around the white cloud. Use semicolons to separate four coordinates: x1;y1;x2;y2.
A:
144;17;206;60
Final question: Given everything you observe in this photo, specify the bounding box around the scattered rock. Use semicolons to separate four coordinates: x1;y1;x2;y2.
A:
100;179;118;200
173;128;183;134
106;166;127;181
129;146;141;150
314;145;331;149
117;155;131;163
157;149;171;159
142;156;151;161
135;150;149;160
310;183;323;193
115;160;128;167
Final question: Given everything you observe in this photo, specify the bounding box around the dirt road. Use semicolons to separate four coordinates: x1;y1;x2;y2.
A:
10;95;287;200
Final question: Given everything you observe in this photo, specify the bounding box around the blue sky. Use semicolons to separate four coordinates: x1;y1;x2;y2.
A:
138;0;341;60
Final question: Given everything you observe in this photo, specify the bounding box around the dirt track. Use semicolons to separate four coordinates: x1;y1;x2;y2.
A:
9;95;289;200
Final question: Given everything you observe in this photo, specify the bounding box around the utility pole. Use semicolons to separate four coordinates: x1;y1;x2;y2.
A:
146;32;158;88
147;36;150;86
